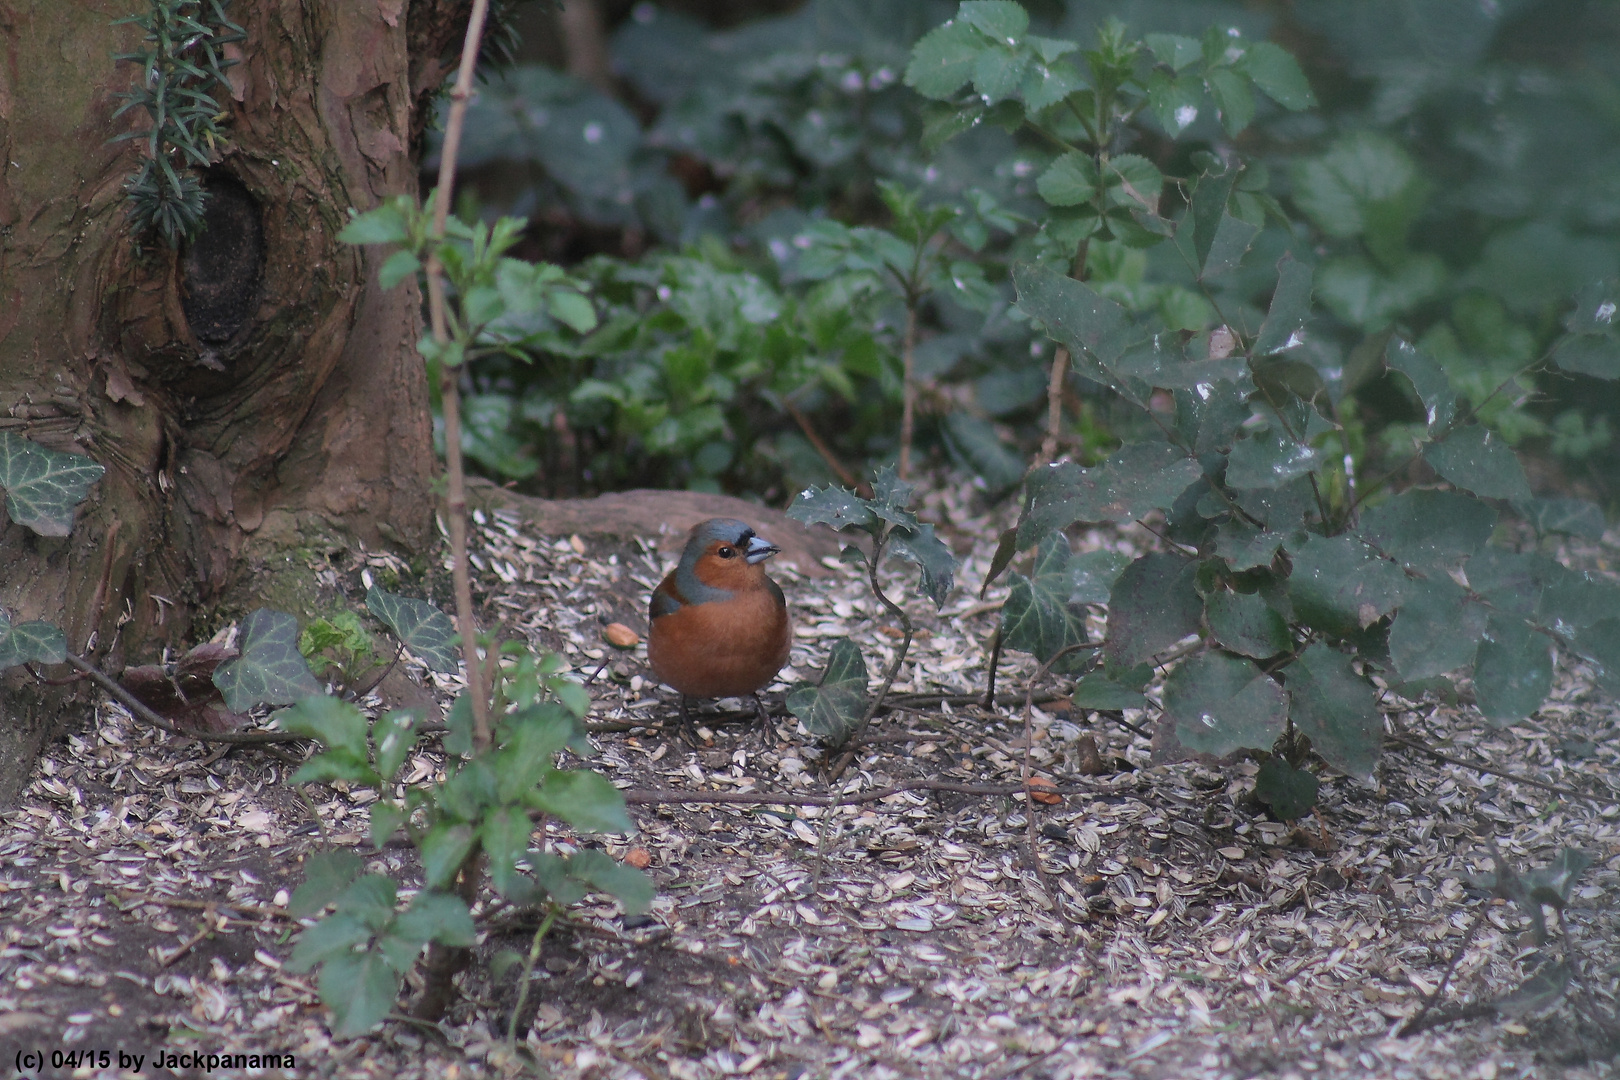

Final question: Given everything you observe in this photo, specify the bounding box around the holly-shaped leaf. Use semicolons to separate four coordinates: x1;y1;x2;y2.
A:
1384;337;1455;433
0;619;67;670
1358;489;1497;573
0;433;105;537
1018;442;1203;548
1161;650;1288;758
868;465;919;530
212;609;322;712
365;587;459;673
786;637;868;745
1424;424;1533;502
1224;425;1323;490
885;523;956;609
1388;576;1490;682
1204;590;1290;659
787;484;877;533
1286;535;1405;638
1286;644;1381;782
1473;615;1553;725
1253;256;1313;357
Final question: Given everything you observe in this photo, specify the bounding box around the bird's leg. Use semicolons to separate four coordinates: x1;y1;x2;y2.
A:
677;694;698;748
748;693;773;749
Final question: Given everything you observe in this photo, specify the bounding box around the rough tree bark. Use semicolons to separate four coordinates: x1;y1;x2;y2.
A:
0;0;472;803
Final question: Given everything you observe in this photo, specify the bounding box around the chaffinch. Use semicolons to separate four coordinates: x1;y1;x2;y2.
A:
648;518;793;729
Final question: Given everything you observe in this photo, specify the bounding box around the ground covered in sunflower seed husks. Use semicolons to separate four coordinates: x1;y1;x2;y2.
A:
3;474;1620;1080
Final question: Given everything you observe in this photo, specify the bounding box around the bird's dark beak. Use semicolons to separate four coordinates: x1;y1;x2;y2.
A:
745;535;780;564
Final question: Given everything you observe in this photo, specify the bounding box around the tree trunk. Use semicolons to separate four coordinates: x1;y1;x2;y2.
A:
0;0;468;803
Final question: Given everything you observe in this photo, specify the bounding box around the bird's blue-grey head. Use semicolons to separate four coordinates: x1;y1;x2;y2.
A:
673;518;781;603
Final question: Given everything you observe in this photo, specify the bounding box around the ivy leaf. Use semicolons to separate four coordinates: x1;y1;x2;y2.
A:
1424;425;1533;502
0;619;67;670
1389;576;1490;682
1069;548;1131;604
1161;650;1288;757
1070;670;1147;710
1358;489;1497;573
786;638;868;745
885;523;956;609
0;433;106;537
904;19;983;100
1237;41;1316;110
1254;757;1320;820
1477;615;1548;725
1287;535;1405;638
1286;643;1382;782
787;484;876;533
980;527;1019;599
319;950;400;1038
365;587;460;673
1017;442;1203;547
1104;554;1202;669
212;610;322;712
1253;256;1313;357
1002;533;1091;666
1205;590;1291;659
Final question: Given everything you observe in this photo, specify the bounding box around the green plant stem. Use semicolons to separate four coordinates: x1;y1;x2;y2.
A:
898;302;918;479
426;0;494;751
506;906;559;1050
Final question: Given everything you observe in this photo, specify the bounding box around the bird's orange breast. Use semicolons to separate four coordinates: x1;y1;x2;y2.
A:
648;585;792;699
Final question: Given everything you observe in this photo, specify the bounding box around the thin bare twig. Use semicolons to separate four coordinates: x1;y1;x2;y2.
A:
898;302;918;479
63;652;304;745
1386;733;1606;803
784;397;867;495
1037;346;1070;467
622;777;1096;808
827;531;914;783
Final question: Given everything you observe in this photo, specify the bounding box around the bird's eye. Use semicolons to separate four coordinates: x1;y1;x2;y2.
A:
717;546;736;559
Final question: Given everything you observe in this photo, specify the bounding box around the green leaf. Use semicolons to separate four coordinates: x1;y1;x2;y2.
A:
980;527;1019;599
1564;280;1620;336
787;484;877;533
419;822;477;890
1423;425;1533;502
277;695;369;761
546;289;598;334
1286;644;1381;782
1002;533;1091;665
1162;650;1288;757
1214;522;1286;572
868;465;920;530
1069;549;1131;605
1036;151;1098;208
1189;165;1241;279
369;802;406;849
1070;671;1147;710
1574;617;1620;696
0;619;67;670
1552;332;1619;380
212;610;322;712
1287;535;1405;638
1017;442;1203;547
338;202;411;246
972;44;1028;104
958;0;1027;39
1012;263;1137;371
1206;67;1254;136
1290;133;1426;260
1497;962;1571;1017
1144;33;1200;71
1473;616;1552;725
1205;590;1290;659
377;250;421;290
393;890;476;949
1385;337;1456;433
365;587;460;674
1104;554;1202;669
1255;757;1319;820
319;950;399;1038
1536;563;1620;634
905;19;983;100
1147;70;1203;136
1358;489;1497;573
285;912;373;974
0;433;106;537
1389;576;1490;682
1237;41;1316;110
1225;427;1323;490
1516;497;1606;540
288;851;364;918
565;848;655;915
786;637;868;744
942;413;1025;492
1253;256;1313;357
533;768;634;834
885;523;956;609
1200;212;1261;280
